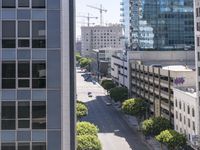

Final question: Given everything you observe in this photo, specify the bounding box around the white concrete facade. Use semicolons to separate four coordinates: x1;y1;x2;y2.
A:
173;87;199;148
81;25;123;57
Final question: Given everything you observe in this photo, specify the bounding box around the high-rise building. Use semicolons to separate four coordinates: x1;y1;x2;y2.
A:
81;25;123;57
121;0;194;51
0;0;75;150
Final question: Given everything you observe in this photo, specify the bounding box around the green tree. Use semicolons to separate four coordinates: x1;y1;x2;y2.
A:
110;87;128;102
101;80;116;91
76;102;88;120
76;53;82;62
156;129;187;150
77;135;102;150
141;117;171;136
79;58;92;68
77;122;99;137
122;98;147;118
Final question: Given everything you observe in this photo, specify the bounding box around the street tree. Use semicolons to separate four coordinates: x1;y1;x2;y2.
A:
76;102;88;120
110;87;128;102
122;98;147;118
101;80;116;91
76;53;82;62
77;135;102;150
141;117;171;136
156;129;187;150
77;122;99;137
79;58;92;68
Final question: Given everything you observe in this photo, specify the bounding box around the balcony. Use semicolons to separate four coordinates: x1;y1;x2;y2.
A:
160;90;169;99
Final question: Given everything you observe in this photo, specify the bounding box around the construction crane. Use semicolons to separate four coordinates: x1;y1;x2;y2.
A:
87;4;107;25
77;13;98;27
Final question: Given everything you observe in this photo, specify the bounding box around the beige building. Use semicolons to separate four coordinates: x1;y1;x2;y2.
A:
81;25;123;57
131;63;196;124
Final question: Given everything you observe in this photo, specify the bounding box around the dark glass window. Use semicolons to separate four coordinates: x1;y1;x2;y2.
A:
32;21;46;48
2;40;16;48
2;62;15;78
32;61;46;88
32;101;46;129
18;21;30;37
2;21;16;48
18;102;30;118
18;120;30;128
18;0;29;7
18;79;30;88
2;0;15;8
32;143;46;150
2;102;15;119
1;143;15;150
1;102;16;130
18;39;30;47
2;21;16;38
32;0;45;8
2;62;16;89
32;40;46;48
18;102;30;129
18;62;30;78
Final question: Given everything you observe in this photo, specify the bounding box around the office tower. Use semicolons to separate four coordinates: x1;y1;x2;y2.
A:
121;0;194;51
0;0;75;150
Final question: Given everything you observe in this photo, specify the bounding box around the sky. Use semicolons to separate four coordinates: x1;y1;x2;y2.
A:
76;0;121;38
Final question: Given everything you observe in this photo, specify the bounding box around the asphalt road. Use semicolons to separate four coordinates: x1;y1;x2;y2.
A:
76;70;150;150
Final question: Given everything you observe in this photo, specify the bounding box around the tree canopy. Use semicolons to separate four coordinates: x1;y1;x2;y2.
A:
79;58;92;68
141;117;171;136
122;98;147;118
110;87;128;102
156;129;187;150
76;102;88;119
101;80;116;91
77;135;102;150
76;53;82;62
77;122;99;137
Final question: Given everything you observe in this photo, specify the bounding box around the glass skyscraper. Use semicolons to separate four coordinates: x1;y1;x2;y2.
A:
0;0;75;150
121;0;194;51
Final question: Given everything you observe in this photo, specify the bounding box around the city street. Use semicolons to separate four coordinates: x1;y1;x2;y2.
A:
76;69;150;150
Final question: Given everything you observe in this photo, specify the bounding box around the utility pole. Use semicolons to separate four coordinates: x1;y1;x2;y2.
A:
77;13;98;27
87;4;107;25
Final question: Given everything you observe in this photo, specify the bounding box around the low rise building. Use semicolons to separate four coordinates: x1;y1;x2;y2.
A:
90;48;123;78
173;87;199;149
111;50;195;89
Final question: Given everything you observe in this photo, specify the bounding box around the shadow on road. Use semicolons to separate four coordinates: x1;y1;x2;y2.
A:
82;96;149;150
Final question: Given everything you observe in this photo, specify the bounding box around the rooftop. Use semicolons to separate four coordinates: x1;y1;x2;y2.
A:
174;87;197;98
162;65;194;72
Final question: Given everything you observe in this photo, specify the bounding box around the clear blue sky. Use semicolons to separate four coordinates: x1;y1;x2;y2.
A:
76;0;121;37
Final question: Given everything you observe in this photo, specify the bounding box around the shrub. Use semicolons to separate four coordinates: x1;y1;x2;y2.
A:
76;102;88;119
77;135;102;150
77;122;99;137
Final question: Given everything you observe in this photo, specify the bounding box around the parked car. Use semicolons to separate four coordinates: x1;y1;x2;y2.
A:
88;92;92;97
